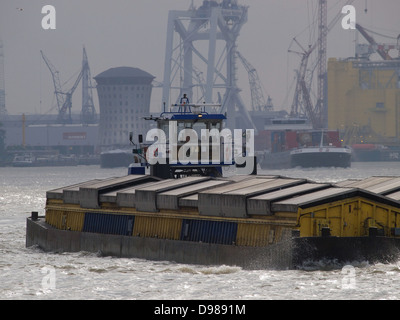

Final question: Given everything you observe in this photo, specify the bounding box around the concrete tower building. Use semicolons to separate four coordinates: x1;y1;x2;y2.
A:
94;67;155;147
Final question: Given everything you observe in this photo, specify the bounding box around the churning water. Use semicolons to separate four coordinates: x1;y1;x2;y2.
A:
2;163;400;300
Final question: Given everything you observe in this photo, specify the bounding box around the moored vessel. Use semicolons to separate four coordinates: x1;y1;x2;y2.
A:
257;128;352;169
12;153;79;167
290;146;352;168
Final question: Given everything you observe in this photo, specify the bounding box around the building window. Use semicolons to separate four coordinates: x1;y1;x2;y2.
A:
376;102;385;109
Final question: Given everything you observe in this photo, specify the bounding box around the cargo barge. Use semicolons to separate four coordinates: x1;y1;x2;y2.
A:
26;174;400;269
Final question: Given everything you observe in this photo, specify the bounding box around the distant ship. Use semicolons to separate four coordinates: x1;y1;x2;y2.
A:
100;149;135;168
351;144;400;162
256;119;352;169
12;153;79;167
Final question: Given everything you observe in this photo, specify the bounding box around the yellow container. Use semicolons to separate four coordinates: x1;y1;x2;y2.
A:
133;216;182;240
45;209;85;231
45;210;65;230
297;197;400;237
236;223;279;247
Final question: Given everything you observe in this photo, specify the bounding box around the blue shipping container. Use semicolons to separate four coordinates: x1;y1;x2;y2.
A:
180;219;238;245
83;212;135;236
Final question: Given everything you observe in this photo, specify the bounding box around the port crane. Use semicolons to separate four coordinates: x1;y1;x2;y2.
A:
289;0;355;129
355;23;399;60
41;47;96;124
81;47;97;124
41;50;67;122
236;51;273;112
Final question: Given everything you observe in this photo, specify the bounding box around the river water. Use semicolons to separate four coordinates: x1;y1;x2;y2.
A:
2;163;400;300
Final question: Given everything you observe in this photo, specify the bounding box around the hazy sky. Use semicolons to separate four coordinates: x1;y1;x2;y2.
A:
1;0;399;116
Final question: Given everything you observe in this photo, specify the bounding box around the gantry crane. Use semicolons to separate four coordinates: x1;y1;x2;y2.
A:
162;0;257;132
236;51;273;112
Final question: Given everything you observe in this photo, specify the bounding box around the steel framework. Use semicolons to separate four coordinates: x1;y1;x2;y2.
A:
289;0;355;129
81;47;97;124
41;47;96;123
236;51;273;113
162;0;256;131
316;0;327;129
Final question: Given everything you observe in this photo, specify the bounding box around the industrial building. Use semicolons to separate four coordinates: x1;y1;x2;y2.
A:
3;114;99;155
328;58;400;146
94;67;155;147
327;21;400;151
1;65;156;165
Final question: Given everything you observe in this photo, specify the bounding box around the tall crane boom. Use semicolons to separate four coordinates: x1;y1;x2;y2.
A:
356;23;393;60
290;0;355;129
41;49;93;123
60;67;83;123
81;47;96;124
316;0;327;128
236;51;272;112
40;50;66;117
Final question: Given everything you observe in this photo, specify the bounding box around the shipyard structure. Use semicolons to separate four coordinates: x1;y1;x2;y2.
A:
327;23;400;161
1;44;155;167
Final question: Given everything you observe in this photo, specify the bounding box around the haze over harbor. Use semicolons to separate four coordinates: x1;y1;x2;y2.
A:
1;0;399;116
